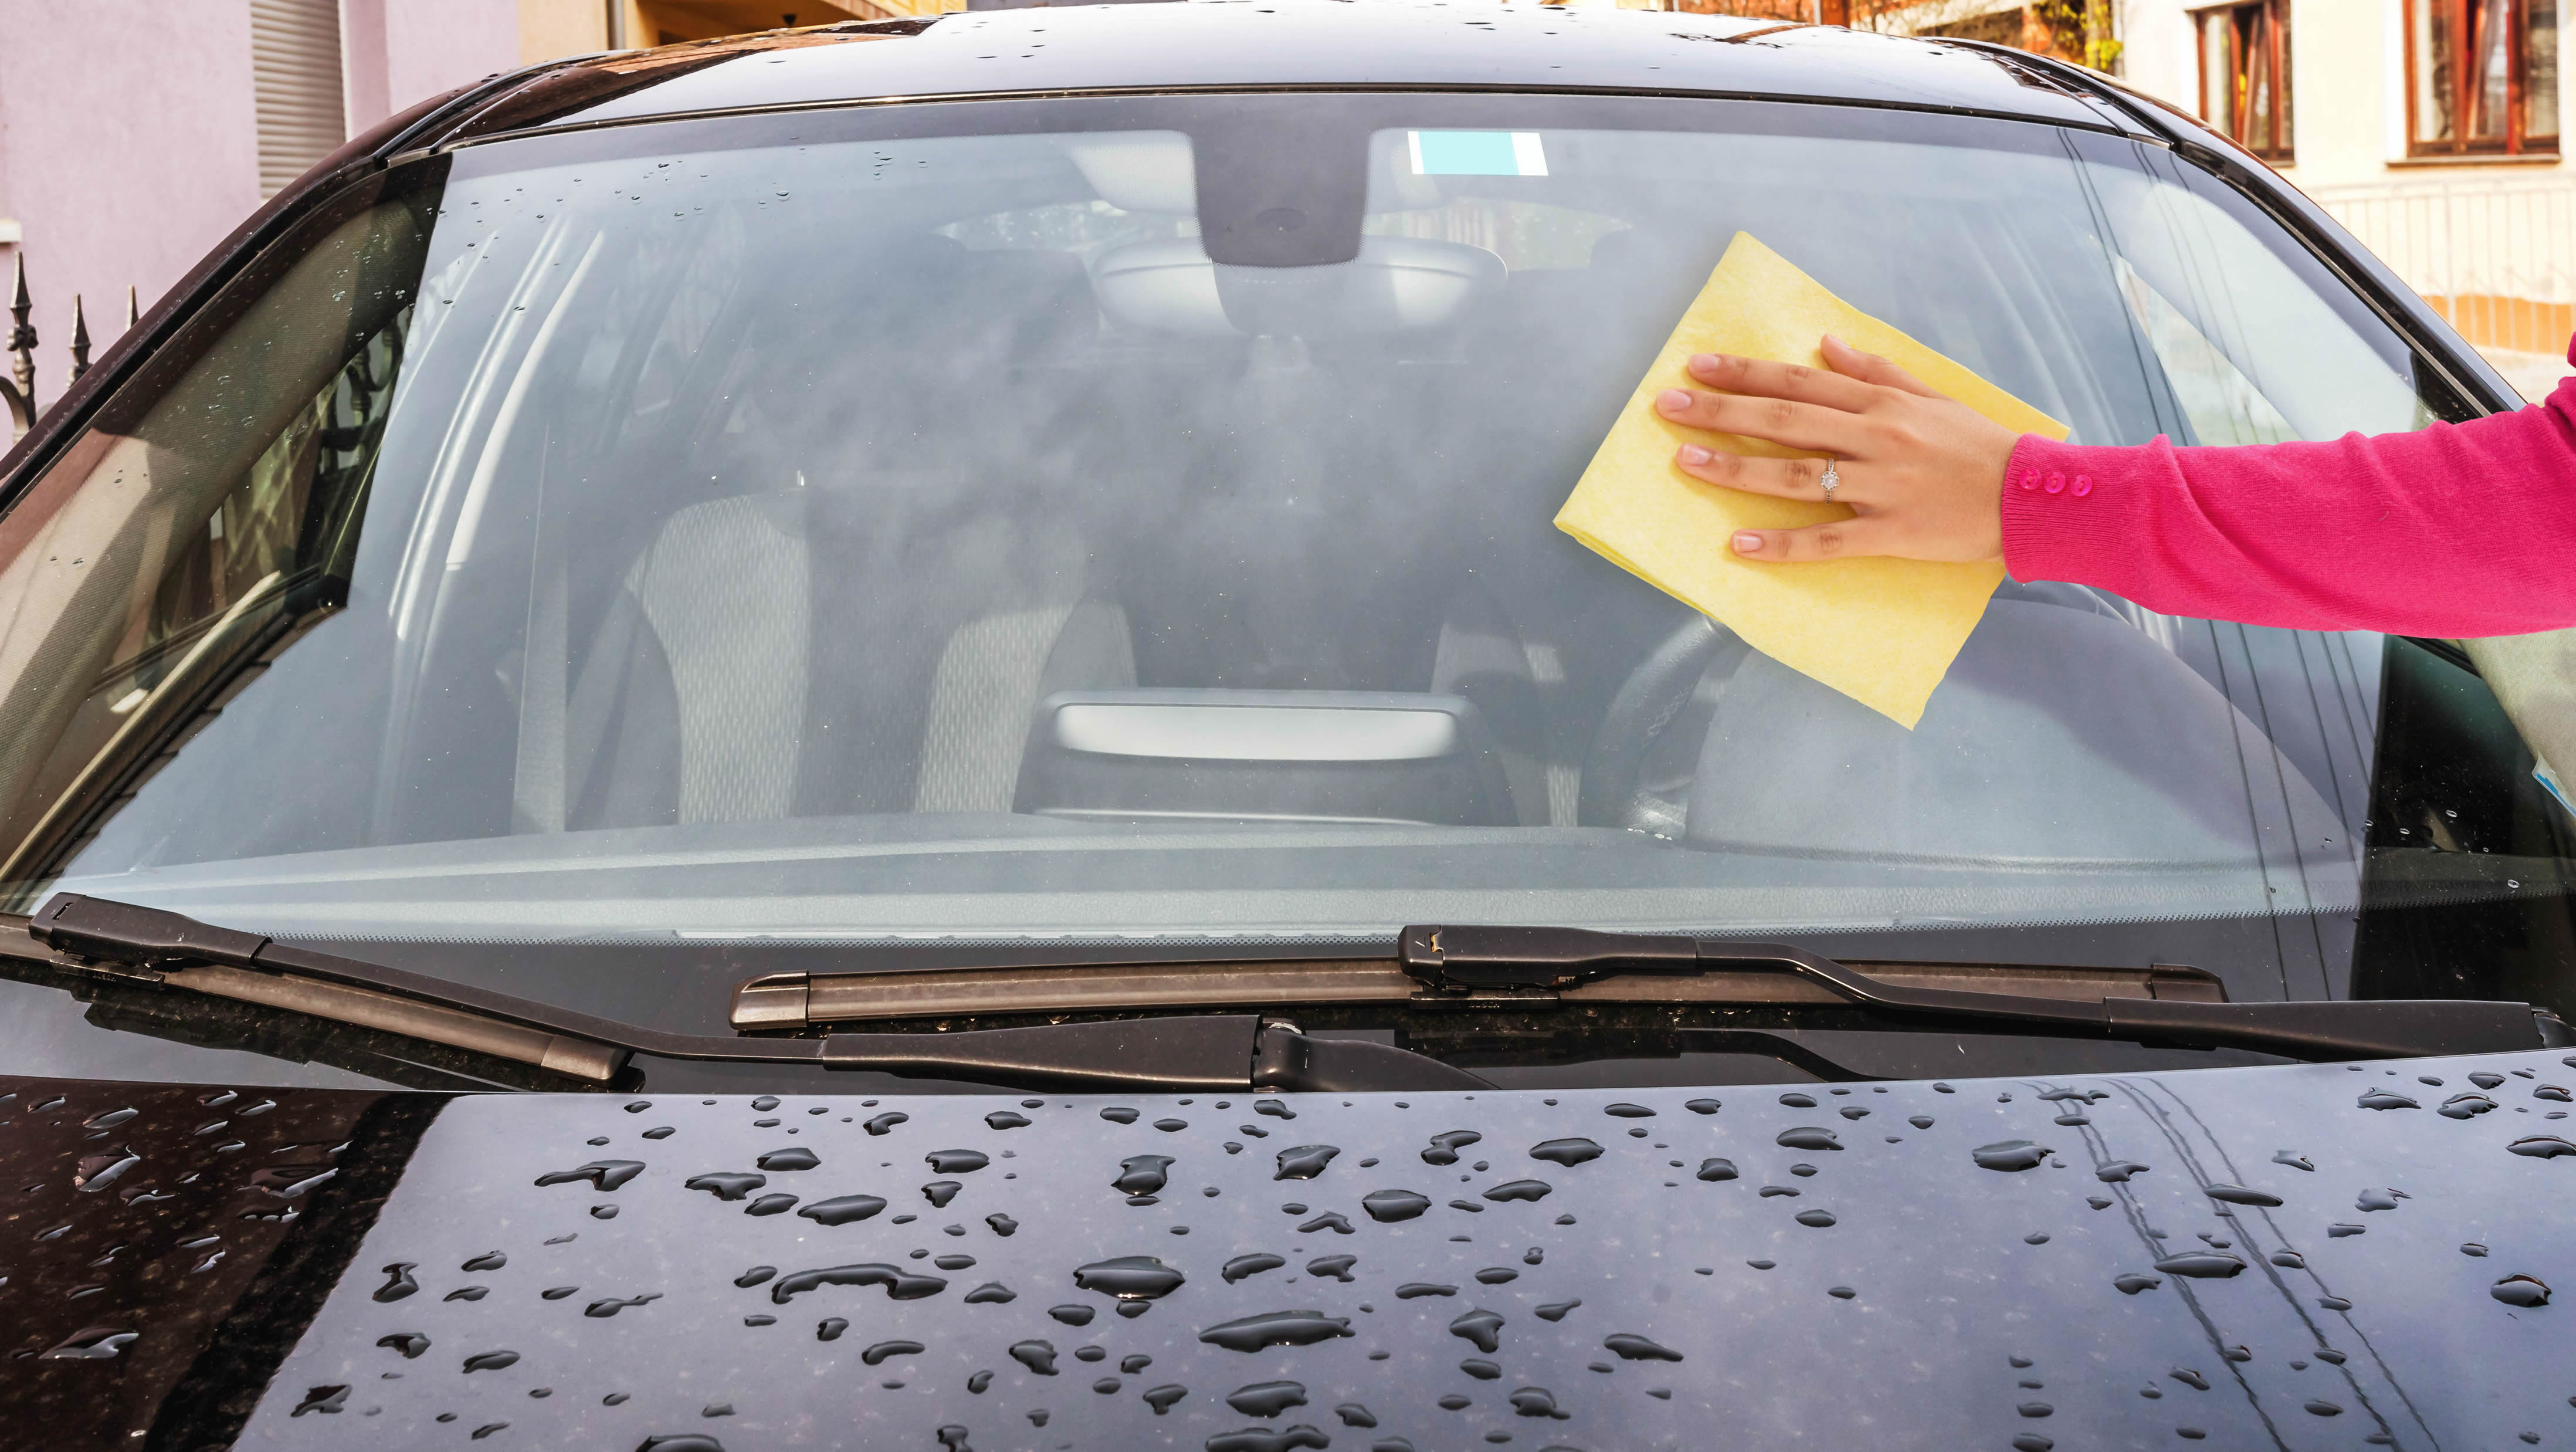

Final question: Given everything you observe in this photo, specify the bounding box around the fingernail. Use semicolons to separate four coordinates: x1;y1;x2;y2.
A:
1689;353;1724;374
1731;532;1764;556
1821;334;1843;348
1678;444;1712;466
1657;388;1693;414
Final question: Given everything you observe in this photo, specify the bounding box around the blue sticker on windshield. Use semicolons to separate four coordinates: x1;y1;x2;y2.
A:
1408;130;1548;177
2537;758;2576;821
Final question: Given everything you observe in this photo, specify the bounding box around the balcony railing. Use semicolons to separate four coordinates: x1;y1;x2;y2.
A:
2308;177;2576;358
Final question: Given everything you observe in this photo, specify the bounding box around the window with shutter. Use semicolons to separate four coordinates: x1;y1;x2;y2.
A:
250;0;347;199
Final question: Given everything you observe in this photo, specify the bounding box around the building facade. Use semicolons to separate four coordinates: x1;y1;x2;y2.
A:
2124;0;2573;398
0;0;904;411
1853;0;2572;397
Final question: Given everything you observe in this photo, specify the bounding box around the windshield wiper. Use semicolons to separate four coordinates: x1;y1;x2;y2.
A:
1400;925;2572;1062
13;895;1485;1092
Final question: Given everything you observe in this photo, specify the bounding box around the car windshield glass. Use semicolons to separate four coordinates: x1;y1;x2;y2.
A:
0;92;2564;1021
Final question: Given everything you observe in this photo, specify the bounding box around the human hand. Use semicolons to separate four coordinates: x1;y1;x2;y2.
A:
1653;334;2019;564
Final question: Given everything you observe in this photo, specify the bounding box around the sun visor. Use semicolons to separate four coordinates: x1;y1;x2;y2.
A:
1067;133;1198;214
1092;236;1503;339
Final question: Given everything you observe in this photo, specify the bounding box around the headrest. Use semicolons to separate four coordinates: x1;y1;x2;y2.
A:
1684;600;2344;869
1090;235;1503;339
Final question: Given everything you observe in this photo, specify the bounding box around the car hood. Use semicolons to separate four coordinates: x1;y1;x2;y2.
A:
7;1050;2573;1448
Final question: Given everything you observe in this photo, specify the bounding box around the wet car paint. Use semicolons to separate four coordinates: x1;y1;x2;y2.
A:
437;5;2127;153
10;1050;2572;1448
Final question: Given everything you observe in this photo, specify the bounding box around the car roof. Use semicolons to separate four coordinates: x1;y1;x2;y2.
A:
429;1;2134;150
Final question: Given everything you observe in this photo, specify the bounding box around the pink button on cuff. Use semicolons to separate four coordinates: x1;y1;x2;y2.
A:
2044;472;2066;494
2071;475;2093;497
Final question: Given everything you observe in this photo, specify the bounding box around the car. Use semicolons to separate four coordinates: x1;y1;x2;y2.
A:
2;3;2572;1446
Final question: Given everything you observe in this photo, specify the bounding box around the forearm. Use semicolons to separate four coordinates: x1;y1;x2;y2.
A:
2002;382;2576;637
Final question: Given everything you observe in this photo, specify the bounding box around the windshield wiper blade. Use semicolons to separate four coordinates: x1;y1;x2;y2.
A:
16;894;1484;1092
1401;925;2572;1062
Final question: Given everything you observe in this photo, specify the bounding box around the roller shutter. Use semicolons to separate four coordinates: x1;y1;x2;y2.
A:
251;0;345;198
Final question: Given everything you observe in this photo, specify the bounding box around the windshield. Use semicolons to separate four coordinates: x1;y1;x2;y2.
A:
0;91;2565;1030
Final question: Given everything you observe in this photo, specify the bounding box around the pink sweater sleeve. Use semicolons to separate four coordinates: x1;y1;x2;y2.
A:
2001;357;2576;638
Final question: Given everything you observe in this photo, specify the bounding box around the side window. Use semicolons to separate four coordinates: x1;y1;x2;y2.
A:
2083;148;2442;441
0;189;432;899
2114;255;2298;444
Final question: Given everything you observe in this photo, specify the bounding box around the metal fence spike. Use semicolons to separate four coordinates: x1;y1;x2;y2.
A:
68;293;89;383
6;251;36;429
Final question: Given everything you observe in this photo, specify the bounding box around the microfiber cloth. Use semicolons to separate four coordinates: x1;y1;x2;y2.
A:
1555;232;2069;729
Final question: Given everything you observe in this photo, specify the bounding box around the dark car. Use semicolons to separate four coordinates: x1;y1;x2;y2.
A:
3;5;2574;1447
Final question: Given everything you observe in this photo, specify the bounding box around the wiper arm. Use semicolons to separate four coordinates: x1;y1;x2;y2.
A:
1402;925;2571;1062
16;895;1483;1092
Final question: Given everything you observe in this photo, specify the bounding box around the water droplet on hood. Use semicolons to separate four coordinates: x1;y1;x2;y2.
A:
927;1149;991;1175
1198;1311;1355;1352
860;1339;924;1366
1422;1131;1482;1166
1074;1256;1187;1300
865;1112;910;1135
1602;1332;1683;1362
2357;1089;2419;1111
1116;1156;1174;1194
1449;1308;1506;1353
535;1160;645;1191
769;1263;948;1304
2096;1162;2151;1183
1396;1282;1458;1298
1794;1209;1838;1227
1528;1138;1602;1167
1206;1427;1330;1452
986;1111;1032;1130
1276;1146;1340;1180
373;1264;419;1302
1226;1380;1309;1416
2153;1252;2246;1279
2203;1184;2282;1206
1225;1254;1287;1283
1482;1179;1551;1203
1605;1104;1655;1118
1361;1189;1431;1223
2508;1136;2576;1158
1972;1141;2049;1172
1048;1304;1096;1326
794;1194;886;1226
462;1351;520;1373
2492;1274;2552;1307
1011;1339;1060;1375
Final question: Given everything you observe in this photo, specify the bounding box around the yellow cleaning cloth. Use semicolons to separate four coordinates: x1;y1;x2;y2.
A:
1554;232;2069;729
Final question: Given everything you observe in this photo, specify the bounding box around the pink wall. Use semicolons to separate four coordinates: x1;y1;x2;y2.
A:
0;0;526;422
0;0;262;409
351;0;523;131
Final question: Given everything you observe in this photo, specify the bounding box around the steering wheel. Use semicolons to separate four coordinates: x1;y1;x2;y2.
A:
1579;614;1738;831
